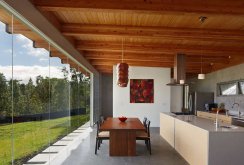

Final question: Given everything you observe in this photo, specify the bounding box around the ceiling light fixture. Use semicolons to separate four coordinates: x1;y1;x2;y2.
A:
179;53;185;84
198;55;205;79
198;16;207;80
116;38;129;87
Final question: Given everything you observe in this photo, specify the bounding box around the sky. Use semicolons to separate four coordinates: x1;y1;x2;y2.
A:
0;21;71;84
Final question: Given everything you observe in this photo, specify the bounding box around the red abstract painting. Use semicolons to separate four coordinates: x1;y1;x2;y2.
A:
130;79;154;103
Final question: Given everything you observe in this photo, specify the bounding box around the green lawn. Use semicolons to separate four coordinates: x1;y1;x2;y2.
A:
0;114;89;165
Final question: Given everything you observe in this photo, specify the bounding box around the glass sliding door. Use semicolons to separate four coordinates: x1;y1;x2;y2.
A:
0;12;13;165
12;16;50;164
81;70;90;123
49;52;70;144
0;4;91;165
70;66;90;131
70;65;81;130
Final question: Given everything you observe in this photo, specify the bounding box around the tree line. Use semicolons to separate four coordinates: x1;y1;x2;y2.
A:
0;67;90;118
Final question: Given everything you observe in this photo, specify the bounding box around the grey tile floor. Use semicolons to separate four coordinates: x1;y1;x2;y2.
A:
62;128;188;165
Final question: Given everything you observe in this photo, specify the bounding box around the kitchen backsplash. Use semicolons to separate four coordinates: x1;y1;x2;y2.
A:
216;95;244;113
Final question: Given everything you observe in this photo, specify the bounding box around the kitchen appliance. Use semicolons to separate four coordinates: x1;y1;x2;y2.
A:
167;54;187;86
170;85;189;113
188;92;214;115
168;54;190;113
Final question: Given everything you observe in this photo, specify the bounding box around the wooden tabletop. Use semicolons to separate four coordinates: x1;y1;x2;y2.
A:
100;117;145;131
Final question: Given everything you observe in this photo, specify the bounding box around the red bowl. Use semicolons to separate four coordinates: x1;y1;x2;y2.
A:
118;117;127;122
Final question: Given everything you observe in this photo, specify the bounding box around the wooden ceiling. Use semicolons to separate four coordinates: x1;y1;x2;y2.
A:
8;0;244;77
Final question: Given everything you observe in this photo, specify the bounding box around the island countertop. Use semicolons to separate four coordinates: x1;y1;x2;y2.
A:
162;112;244;132
160;112;244;165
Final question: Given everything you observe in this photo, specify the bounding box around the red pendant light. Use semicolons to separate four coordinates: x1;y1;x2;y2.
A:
117;63;129;87
117;39;129;87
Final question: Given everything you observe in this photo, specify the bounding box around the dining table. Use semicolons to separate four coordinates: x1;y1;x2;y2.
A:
99;117;146;156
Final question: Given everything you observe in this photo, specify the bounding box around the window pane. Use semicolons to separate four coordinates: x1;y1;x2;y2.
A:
71;67;90;129
13;21;50;164
49;53;70;147
0;13;13;165
84;72;90;123
70;66;81;130
0;5;91;165
239;81;244;94
220;83;237;95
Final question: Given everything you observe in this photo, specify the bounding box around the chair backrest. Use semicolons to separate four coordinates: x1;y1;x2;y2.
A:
143;117;147;128
146;120;151;137
100;116;105;124
96;121;100;137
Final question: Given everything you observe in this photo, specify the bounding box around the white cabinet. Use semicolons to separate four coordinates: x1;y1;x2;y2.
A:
160;113;175;147
160;113;208;165
175;119;208;165
160;113;244;165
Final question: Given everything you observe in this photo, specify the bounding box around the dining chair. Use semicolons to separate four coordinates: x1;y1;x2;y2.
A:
136;120;151;155
99;116;107;144
143;117;147;129
100;116;105;124
95;120;109;154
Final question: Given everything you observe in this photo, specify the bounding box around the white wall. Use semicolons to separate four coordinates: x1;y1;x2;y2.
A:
113;66;171;127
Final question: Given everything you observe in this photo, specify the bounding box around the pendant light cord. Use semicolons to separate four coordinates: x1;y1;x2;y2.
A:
199;16;207;75
201;55;203;74
122;38;124;63
200;18;203;74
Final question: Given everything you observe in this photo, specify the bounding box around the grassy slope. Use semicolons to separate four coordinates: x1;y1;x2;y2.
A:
0;115;89;165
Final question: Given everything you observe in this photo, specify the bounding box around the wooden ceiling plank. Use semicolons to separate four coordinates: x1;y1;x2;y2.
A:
33;0;244;16
89;59;221;67
84;54;229;64
84;51;230;62
210;56;244;72
61;23;244;43
84;51;232;59
84;54;174;61
76;41;244;56
94;66;213;74
90;60;173;68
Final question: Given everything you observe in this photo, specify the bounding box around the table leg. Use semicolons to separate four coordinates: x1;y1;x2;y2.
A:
127;131;136;156
110;130;136;156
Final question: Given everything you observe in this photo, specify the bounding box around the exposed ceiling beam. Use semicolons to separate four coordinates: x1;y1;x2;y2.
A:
91;53;244;74
89;59;216;67
76;41;244;56
50;51;66;58
84;52;174;61
83;51;230;64
39;11;61;30
90;59;173;67
62;24;244;43
33;0;244;16
93;64;214;74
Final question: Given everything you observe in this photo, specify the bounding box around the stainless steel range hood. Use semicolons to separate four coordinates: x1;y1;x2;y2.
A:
167;54;187;86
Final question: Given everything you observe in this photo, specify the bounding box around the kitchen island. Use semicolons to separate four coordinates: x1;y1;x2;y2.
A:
160;112;244;165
